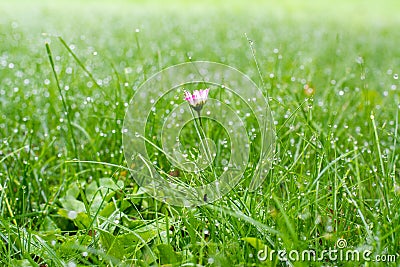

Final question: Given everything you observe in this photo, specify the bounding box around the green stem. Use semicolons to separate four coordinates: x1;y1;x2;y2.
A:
196;110;203;128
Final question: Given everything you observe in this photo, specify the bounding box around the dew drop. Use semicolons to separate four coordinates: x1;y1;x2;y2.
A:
67;210;78;220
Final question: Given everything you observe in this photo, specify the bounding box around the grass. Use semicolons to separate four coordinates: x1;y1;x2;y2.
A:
0;0;399;266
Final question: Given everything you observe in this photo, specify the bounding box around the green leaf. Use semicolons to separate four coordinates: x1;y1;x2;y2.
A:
57;209;91;229
86;178;123;201
39;216;59;232
59;196;86;213
99;201;116;217
99;231;125;259
156;244;182;265
241;237;267;251
9;259;34;267
65;183;80;198
98;219;161;260
86;178;123;214
74;212;91;229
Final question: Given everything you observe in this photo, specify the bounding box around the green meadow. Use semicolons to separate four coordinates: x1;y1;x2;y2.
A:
0;0;399;266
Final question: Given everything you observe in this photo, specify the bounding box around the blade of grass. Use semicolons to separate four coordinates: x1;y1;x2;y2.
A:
45;42;78;160
58;37;102;90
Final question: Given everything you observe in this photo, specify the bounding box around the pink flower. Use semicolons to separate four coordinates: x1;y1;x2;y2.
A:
184;88;210;112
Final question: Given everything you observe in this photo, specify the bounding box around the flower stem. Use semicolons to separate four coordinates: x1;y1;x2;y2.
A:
196;110;203;128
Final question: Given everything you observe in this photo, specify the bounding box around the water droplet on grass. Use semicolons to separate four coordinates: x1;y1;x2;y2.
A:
67;210;78;220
